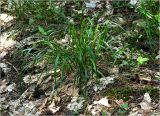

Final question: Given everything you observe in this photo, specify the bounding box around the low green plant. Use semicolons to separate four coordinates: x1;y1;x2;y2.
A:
137;0;159;50
114;0;159;68
111;0;130;9
117;103;129;115
22;19;109;95
137;56;149;66
38;26;52;36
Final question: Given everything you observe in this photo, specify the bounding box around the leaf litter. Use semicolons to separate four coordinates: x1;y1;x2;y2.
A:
0;0;159;115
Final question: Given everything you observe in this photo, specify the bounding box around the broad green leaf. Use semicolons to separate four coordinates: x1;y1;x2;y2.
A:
137;56;149;65
120;103;128;110
38;26;46;35
38;26;45;33
118;108;127;115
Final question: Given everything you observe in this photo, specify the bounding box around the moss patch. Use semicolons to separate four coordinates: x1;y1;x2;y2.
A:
103;86;159;102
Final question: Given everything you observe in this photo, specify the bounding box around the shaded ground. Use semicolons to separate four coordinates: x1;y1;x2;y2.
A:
0;0;160;116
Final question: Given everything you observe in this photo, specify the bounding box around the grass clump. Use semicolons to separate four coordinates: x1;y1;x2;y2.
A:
10;0;66;26
8;0;159;98
21;19;109;94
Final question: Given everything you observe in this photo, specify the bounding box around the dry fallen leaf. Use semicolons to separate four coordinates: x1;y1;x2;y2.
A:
67;97;85;112
93;75;116;91
7;83;16;92
0;51;8;59
139;74;151;82
115;99;125;106
144;93;151;103
61;83;79;96
0;63;10;73
23;69;60;84
23;75;38;84
49;106;60;114
85;2;97;8
90;105;102;115
0;79;8;93
87;97;111;116
56;34;70;45
47;98;60;114
0;13;14;23
140;102;152;111
129;0;138;5
49;99;56;108
93;97;111;107
117;17;127;25
140;93;152;111
38;98;48;111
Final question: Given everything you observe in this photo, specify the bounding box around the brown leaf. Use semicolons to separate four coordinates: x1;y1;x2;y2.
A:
115;99;125;106
48;106;60;114
64;84;79;96
38;98;48;111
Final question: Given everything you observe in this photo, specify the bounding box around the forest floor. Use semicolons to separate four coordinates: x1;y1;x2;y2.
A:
0;0;160;116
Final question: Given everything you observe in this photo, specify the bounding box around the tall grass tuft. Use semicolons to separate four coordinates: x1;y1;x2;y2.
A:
22;19;109;95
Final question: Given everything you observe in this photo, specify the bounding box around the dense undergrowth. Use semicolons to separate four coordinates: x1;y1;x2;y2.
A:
7;0;159;93
3;0;159;100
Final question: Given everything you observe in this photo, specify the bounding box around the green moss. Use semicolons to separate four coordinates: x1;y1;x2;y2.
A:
104;86;159;101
